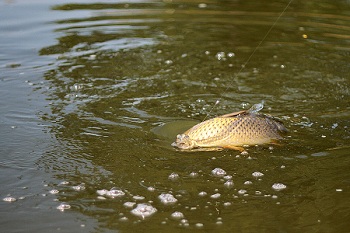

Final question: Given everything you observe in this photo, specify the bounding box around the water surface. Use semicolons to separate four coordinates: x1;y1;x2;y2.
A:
1;0;350;232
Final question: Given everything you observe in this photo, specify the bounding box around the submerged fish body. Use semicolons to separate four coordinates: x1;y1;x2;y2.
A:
172;109;287;151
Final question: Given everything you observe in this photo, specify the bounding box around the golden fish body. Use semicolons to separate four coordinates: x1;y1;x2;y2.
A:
173;110;287;151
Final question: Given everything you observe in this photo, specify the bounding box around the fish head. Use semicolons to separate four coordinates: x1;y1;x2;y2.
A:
172;134;196;150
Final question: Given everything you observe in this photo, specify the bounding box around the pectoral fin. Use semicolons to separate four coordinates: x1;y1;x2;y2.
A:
222;145;245;152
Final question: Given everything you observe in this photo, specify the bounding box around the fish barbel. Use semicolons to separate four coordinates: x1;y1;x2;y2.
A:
172;103;287;151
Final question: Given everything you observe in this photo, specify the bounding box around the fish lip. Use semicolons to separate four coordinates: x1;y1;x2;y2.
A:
172;134;195;150
171;141;193;150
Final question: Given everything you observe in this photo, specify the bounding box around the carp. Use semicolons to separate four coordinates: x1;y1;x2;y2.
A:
172;102;287;152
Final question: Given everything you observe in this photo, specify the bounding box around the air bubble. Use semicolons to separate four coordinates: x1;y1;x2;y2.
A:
49;189;59;194
195;223;204;228
158;193;178;204
131;203;157;218
97;188;125;198
119;217;128;221
272;183;287;191
198;191;207;197
244;181;252;185
238;189;247;195
171;211;184;219
147;186;155;192
123;202;136;208
3;196;16;202
252;171;264;178
72;184;85;191
210;193;221;199
215;52;226;61
168;172;180;180
133;195;145;200
189;172;199;178
224;180;234;188
57;203;71;211
59;181;69;185
224;202;232;206
211;168;226;177
241;151;249;155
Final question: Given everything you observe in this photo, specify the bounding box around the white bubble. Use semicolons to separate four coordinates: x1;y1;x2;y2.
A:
49;189;59;194
97;188;125;198
241;150;249;155
189;172;198;178
133;195;145;200
165;60;173;65
198;3;207;8
158;193;178;204
336;189;343;192
211;168;226;177
198;191;207;197
168;172;180;180
171;211;184;219
238;189;247;195
59;181;69;185
181;219;188;224
223;202;232;206
210;193;221;199
244;180;253;185
227;52;235;57
123;202;136;208
224;180;234;188
272;183;287;191
131;203;157;218
252;171;264;178
57;203;71;211
196;223;204;228
96;189;108;196
119;217;128;221
3;197;16;202
215;52;226;61
147;186;155;192
72;184;85;191
223;175;232;180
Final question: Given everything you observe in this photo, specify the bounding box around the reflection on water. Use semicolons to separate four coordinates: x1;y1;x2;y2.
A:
2;0;350;232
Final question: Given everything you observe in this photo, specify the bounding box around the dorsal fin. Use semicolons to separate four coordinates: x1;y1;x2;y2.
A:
218;110;247;118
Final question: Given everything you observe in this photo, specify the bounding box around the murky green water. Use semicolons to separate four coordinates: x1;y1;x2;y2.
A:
1;0;350;232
